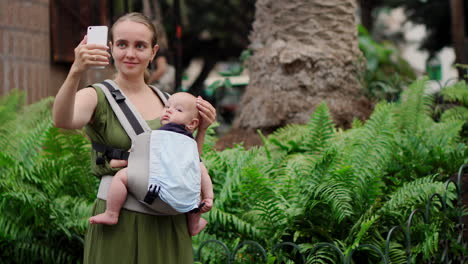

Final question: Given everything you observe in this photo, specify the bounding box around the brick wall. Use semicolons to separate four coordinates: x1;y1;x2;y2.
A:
0;0;117;104
0;0;53;103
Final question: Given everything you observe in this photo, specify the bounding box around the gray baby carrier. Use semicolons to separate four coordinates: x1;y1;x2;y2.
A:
92;80;201;215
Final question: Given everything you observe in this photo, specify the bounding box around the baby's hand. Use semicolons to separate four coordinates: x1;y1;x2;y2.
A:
200;198;213;213
109;159;128;168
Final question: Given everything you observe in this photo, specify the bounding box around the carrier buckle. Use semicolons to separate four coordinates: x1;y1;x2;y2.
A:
111;90;126;102
143;185;160;204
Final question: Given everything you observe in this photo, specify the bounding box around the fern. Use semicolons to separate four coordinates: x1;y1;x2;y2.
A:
341;102;397;213
302;102;336;154
205;208;263;240
441;80;468;106
378;175;455;222
0;93;95;263
440;106;468;123
268;124;309;153
240;167;289;243
0;89;25;127
301;243;344;264
310;179;354;224
396;78;434;132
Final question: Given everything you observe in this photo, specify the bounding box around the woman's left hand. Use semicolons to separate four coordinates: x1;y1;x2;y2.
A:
196;96;216;131
200;198;213;213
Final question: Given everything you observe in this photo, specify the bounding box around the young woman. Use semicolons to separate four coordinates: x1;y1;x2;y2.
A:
52;12;216;263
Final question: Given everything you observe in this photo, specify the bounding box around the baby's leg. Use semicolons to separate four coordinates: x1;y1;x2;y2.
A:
187;212;208;236
89;168;129;225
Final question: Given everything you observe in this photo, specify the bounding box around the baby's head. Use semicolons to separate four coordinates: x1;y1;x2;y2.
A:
161;92;200;132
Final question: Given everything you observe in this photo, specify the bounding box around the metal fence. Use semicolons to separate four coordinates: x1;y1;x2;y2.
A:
195;164;467;263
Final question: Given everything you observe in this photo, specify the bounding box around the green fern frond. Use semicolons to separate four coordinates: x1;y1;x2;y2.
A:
440;106;468;123
0;97;54;167
344;215;379;255
13;240;77;264
426;119;464;147
205;208;263;239
441;80;468;106
0;89;25;127
379;176;454;221
345;203;381;245
268;124;309;153
302;102;336;154
420;222;441;260
301;243;343;264
340;103;396;211
344;102;396;174
238;168;291;243
351;118;363;129
385;241;407;264
396;78;434;132
311;180;354;223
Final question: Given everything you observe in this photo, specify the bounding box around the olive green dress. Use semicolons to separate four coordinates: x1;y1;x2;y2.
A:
83;86;193;264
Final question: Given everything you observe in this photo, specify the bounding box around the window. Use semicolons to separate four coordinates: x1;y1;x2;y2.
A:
50;0;108;63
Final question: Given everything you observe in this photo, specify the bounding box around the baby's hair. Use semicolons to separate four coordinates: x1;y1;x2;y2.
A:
173;92;201;121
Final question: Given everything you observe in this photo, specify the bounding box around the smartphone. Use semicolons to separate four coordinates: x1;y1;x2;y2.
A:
87;26;108;46
87;26;108;69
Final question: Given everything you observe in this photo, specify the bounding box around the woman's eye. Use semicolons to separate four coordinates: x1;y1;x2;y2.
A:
136;44;145;49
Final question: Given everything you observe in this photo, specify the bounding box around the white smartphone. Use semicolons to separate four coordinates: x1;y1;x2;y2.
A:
87;26;108;69
87;25;108;46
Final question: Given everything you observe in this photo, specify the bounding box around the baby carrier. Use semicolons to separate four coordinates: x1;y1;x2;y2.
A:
92;80;201;215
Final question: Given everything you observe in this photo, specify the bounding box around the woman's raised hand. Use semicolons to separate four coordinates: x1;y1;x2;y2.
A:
71;35;110;73
196;96;216;131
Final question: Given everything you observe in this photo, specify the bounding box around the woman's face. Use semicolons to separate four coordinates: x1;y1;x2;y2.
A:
111;20;158;78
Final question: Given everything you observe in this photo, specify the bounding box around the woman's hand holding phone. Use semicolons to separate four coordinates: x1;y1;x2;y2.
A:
71;26;110;74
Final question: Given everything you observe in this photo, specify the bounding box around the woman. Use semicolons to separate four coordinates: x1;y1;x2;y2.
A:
52;12;216;263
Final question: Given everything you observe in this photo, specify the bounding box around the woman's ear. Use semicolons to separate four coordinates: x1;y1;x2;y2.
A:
152;44;160;60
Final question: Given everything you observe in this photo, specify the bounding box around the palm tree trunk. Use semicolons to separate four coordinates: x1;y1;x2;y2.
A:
450;0;467;79
232;0;371;132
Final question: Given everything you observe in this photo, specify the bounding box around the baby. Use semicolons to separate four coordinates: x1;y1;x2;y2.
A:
89;92;214;236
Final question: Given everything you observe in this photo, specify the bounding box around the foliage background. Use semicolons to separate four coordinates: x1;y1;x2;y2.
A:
0;78;466;263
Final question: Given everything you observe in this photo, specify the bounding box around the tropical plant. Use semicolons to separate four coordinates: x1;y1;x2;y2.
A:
358;24;417;102
0;91;97;263
0;77;466;263
194;78;466;263
434;80;468;140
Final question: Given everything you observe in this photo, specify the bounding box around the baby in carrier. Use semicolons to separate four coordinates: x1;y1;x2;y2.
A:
89;92;213;236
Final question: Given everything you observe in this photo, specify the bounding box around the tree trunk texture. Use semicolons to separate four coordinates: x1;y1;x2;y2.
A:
450;0;467;79
233;0;372;131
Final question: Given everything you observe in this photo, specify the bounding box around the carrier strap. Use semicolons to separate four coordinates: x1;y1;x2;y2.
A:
101;81;145;135
91;80;170;162
92;142;130;164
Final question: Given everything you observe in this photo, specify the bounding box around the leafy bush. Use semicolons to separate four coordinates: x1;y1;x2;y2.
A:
195;78;466;263
358;25;417;102
0;91;97;263
0;78;466;263
434;80;468;140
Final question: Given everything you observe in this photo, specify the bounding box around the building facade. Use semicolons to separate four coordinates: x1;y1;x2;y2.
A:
0;0;113;103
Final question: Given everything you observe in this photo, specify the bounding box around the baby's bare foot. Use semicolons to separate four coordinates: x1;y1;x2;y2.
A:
189;218;208;236
89;212;119;225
